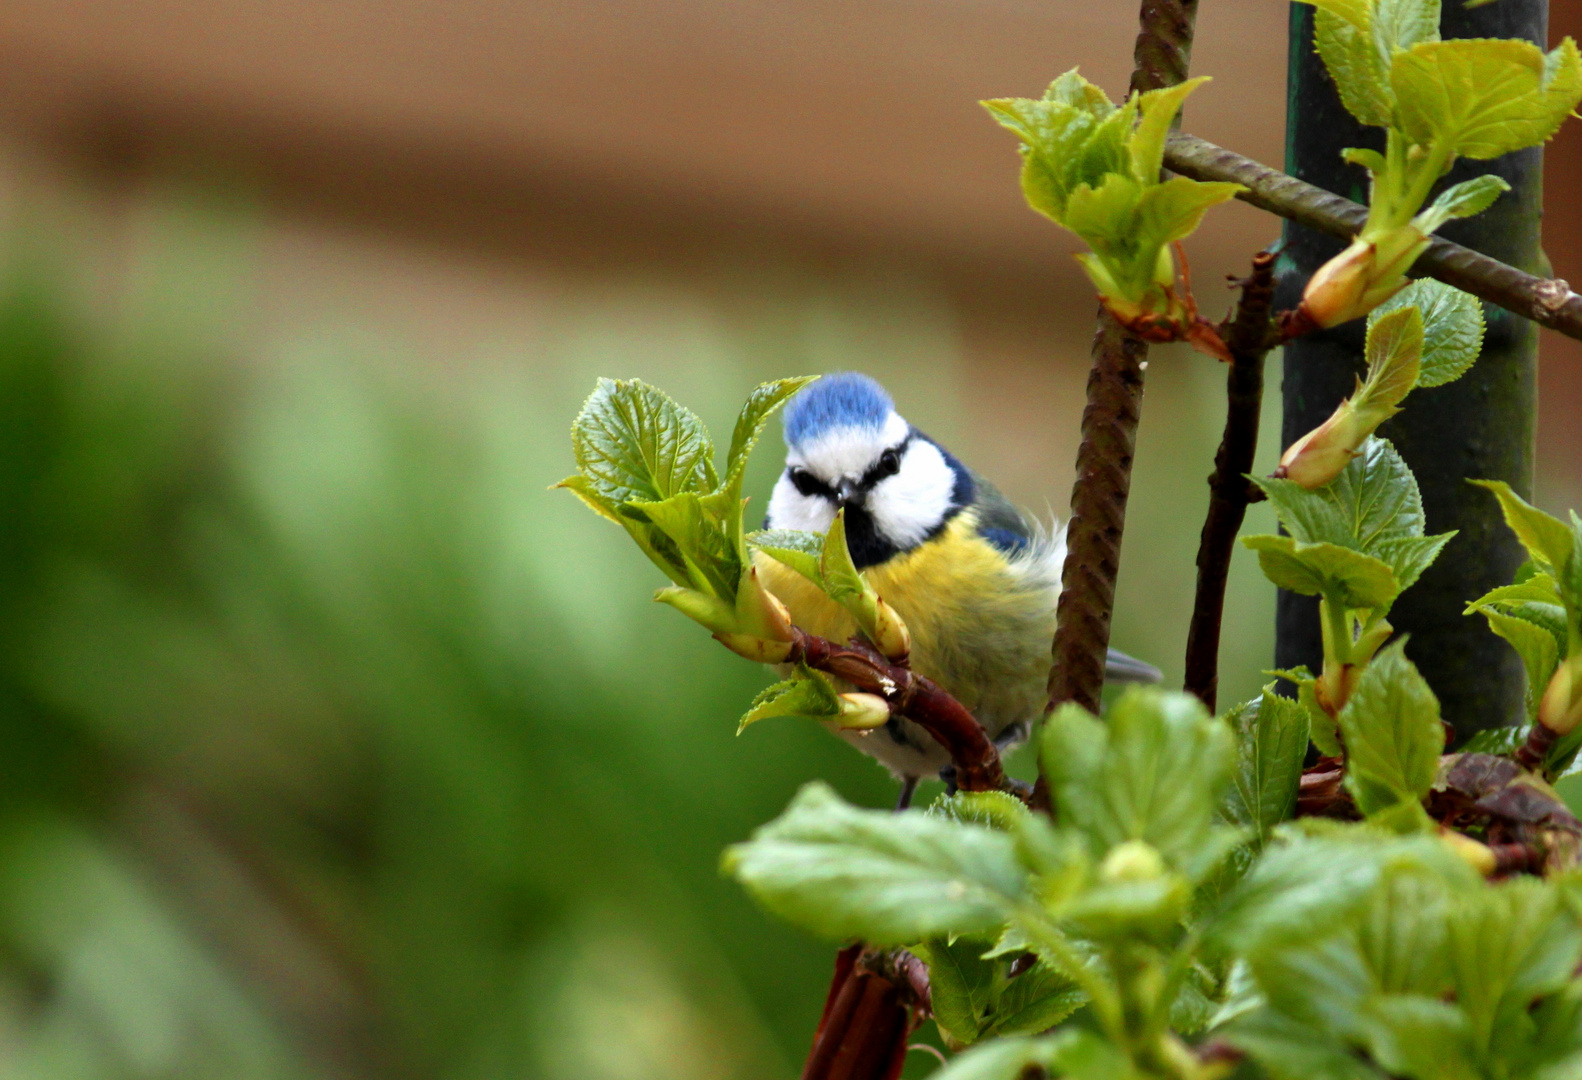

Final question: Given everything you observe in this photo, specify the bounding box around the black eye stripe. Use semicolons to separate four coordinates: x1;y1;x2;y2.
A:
788;466;833;498
860;436;910;488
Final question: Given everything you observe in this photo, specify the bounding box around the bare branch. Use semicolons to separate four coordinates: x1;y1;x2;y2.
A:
1183;251;1278;711
1163;132;1582;342
787;630;1009;794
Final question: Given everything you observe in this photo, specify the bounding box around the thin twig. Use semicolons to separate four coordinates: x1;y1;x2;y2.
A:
1182;251;1278;711
1163;132;1582;342
787;630;1008;793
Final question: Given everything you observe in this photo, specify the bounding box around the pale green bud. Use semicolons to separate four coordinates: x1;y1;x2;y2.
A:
836;693;892;731
1295;232;1425;332
1540;654;1582;737
1098;839;1166;883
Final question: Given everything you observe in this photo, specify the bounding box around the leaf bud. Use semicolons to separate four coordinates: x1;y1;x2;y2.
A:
1296;232;1425;332
713;633;795;664
1275;405;1367;489
869;596;912;664
1540;654;1582;737
1098;839;1167;884
1439;829;1497;878
835;693;893;731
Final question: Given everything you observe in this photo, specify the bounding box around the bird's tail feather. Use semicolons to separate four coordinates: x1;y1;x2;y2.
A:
1105;648;1162;684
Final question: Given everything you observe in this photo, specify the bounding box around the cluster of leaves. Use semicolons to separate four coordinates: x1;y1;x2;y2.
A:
983;70;1242;350
726;687;1582;1079
1243;282;1482;783
1464;483;1582;774
1294;0;1582;328
556;376;813;660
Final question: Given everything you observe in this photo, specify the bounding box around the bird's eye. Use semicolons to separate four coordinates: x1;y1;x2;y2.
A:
878;448;901;477
788;466;826;497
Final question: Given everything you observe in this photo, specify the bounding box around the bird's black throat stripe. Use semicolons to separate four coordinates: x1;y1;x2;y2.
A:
845;434;974;569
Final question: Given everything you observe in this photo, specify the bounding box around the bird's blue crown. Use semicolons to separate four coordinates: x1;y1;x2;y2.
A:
783;372;894;448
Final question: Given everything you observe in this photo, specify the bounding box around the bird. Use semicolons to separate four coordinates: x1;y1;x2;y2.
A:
756;371;1160;805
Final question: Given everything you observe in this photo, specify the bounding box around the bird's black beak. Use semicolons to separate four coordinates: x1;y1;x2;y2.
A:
836;478;862;508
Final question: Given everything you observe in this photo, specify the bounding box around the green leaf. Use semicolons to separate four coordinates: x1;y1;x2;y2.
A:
1208;828;1474;958
1392;37;1582;160
929;790;1033;832
1448;877;1582;1066
1373;532;1455;593
624;491;739;597
1358;306;1422;413
722;782;1026;944
1412;174;1512;236
1133;176;1245;250
725;377;816;485
1222;690;1311;842
1242;534;1401;612
746;528;824;585
1130;76;1210;183
931;1031;1122;1080
1460;724;1527;755
820;508;868;605
570;377;716;504
1229;1006;1384;1080
1312;4;1396;128
1040;688;1238;880
982;960;1085;1038
1337;640;1444;819
1281;437;1427;545
1370;279;1485;389
737;668;841;733
1471;479;1574;574
914;937;1000;1046
1475;607;1560;721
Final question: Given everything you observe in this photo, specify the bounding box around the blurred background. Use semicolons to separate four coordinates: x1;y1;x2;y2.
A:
0;2;1573;1077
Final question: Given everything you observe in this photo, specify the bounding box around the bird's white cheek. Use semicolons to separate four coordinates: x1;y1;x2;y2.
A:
865;443;956;549
766;474;836;533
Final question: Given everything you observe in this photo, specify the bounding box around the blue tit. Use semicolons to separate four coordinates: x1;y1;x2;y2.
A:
757;371;1160;795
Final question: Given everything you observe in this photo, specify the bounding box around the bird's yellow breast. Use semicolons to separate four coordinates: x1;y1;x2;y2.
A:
755;510;1057;725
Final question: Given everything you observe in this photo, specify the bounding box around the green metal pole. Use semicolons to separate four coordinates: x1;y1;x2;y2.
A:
1275;2;1544;741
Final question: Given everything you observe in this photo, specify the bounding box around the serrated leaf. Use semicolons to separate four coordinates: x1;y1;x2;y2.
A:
1243;534;1401;611
746;528;824;585
982;960;1085;1038
1460;724;1527;755
722;782;1026;944
1373;532;1455;592
1312;4;1396;128
1371;279;1485;389
1229;1005;1383;1080
1413;173;1512;236
1392;37;1582;160
928;790;1032;832
725;377;816;485
1040;688;1238;880
737;668;841;732
571;377;716;504
1257;438;1426;559
1359;306;1422;412
1471;479;1574;574
1065;102;1134;195
1222;690;1311;842
1337;640;1444;819
914;937;1000;1046
1043;69;1116;117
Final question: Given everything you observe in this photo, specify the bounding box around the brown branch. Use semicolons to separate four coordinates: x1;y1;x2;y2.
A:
1128;0;1199;95
1163;132;1582;343
1182;251;1278;712
801;945;928;1080
1039;2;1198;813
1047;309;1150;720
788;630;1008;794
